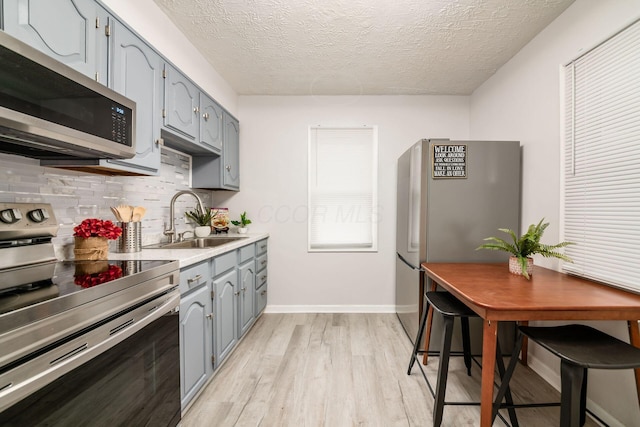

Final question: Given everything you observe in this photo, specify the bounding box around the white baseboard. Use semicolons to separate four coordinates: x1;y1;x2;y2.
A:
263;305;396;314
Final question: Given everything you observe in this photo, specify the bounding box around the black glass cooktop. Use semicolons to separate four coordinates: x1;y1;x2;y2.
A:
0;259;175;316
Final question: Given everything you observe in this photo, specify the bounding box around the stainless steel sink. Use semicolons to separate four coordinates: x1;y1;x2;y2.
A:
144;236;248;249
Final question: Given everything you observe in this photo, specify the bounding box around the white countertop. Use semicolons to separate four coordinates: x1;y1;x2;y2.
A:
108;232;269;268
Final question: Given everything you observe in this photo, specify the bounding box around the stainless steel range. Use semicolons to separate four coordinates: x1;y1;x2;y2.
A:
0;203;180;426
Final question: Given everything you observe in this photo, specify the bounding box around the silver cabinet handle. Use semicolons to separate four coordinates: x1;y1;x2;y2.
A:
261;260;267;266
193;106;199;114
206;313;213;319
260;274;267;282
261;289;267;296
202;112;209;121
187;274;202;284
234;290;240;296
225;165;231;171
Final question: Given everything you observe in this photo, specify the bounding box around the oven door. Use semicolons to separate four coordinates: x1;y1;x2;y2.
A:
0;289;180;426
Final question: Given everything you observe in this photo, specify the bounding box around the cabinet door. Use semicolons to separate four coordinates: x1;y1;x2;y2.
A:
199;93;223;153
214;268;238;364
238;259;255;336
163;63;199;140
222;112;240;189
107;20;162;175
2;0;109;84
179;285;213;409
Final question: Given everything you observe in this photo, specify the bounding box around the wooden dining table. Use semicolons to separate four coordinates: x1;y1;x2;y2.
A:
421;262;640;427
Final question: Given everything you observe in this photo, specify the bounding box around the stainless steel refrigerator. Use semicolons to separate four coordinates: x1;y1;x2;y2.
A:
395;139;521;350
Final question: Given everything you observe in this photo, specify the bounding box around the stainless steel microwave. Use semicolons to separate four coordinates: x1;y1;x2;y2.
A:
0;31;136;160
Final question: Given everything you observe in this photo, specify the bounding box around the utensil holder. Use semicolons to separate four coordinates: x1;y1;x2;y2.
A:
115;222;141;253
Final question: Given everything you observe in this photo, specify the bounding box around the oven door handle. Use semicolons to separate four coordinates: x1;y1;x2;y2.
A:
0;288;180;413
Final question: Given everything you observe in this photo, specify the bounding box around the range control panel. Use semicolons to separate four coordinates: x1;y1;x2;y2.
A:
0;203;58;241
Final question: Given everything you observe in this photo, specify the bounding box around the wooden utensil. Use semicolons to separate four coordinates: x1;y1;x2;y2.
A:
110;206;122;222
132;206;146;222
116;205;132;222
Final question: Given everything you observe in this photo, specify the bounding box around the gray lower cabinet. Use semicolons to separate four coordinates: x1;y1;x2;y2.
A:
238;245;255;336
255;239;268;316
179;239;267;408
2;0;109;84
214;267;238;365
179;283;213;409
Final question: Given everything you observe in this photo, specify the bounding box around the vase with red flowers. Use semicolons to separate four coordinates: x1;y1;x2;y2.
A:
73;218;122;260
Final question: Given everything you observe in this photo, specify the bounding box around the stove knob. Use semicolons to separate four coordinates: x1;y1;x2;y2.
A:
0;208;22;224
28;208;50;223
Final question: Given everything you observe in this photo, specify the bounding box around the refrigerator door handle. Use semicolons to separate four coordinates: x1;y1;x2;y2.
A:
397;252;425;272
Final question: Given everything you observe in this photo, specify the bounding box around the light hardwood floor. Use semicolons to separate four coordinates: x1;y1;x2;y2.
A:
182;313;602;427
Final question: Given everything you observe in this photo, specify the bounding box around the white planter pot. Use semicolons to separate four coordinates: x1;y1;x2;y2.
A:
509;256;534;278
237;227;248;234
195;226;211;237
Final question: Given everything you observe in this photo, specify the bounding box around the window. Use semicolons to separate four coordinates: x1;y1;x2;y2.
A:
562;19;640;292
308;126;378;252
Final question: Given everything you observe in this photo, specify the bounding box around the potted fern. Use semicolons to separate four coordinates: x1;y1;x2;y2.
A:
231;211;252;234
477;218;573;279
185;208;213;237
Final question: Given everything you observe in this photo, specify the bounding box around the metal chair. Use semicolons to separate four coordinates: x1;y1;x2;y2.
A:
495;324;640;427
408;291;519;427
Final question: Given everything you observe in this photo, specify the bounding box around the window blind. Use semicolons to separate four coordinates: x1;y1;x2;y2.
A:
308;126;378;252
563;19;640;292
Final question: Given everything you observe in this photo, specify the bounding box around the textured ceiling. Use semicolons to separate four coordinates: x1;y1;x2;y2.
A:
153;0;575;96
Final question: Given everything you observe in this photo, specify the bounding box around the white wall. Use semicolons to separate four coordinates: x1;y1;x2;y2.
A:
101;0;238;115
469;1;640;425
215;95;469;311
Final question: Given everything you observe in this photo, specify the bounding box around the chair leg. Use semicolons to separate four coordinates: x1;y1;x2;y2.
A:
495;339;519;427
579;368;588;427
492;332;524;424
560;361;585;427
407;295;430;375
461;316;472;376
422;304;435;365
433;315;454;427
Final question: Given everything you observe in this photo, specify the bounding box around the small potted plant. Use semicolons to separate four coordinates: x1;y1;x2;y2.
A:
477;218;573;279
185;208;213;237
231;211;252;234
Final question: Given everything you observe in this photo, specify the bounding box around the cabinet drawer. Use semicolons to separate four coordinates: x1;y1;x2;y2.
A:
213;251;236;276
255;253;268;272
239;244;255;263
180;261;209;294
256;269;268;290
255;286;267;315
255;239;268;256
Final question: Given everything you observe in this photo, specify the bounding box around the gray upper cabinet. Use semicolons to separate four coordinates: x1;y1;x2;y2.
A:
199;93;223;152
162;64;220;155
222;112;240;189
163;63;199;140
2;0;109;85
106;19;162;175
191;111;240;191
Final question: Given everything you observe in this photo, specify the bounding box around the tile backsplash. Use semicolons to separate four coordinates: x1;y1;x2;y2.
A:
0;148;213;259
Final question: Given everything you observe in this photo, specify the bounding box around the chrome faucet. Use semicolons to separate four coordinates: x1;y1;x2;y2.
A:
164;190;206;243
